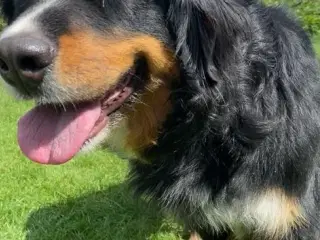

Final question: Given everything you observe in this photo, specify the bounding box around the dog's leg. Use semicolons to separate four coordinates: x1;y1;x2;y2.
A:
189;231;202;240
183;221;230;240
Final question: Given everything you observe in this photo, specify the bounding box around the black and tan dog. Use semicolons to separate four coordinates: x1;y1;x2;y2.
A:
0;0;320;239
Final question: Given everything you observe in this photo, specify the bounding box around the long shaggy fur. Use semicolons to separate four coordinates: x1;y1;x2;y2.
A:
131;0;320;239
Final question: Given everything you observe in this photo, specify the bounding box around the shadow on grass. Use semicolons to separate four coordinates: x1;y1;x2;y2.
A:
25;183;177;240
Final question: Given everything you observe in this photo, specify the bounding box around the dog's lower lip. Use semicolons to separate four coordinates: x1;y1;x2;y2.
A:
81;71;135;141
86;115;109;142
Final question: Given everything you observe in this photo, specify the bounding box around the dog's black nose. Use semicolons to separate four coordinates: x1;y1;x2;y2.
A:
0;36;55;88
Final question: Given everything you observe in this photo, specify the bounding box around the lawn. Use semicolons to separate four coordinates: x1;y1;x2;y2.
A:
314;34;320;57
0;91;182;239
0;35;319;240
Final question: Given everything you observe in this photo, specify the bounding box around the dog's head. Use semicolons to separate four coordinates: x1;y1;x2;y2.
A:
0;0;249;164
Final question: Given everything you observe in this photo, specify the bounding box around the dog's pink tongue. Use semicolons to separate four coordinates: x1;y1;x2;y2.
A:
17;103;101;165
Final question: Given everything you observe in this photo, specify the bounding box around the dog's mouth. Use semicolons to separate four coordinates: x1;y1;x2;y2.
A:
17;68;138;165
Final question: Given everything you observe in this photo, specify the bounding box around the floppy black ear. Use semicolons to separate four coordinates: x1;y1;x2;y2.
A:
167;0;250;87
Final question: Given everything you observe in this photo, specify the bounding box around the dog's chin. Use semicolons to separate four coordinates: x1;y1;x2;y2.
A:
79;111;125;154
79;125;111;153
79;111;137;161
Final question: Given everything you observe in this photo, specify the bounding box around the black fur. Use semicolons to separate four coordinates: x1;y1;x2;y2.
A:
1;0;320;239
133;1;320;239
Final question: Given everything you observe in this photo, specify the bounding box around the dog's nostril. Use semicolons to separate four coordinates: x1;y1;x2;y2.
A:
18;56;44;72
0;58;9;73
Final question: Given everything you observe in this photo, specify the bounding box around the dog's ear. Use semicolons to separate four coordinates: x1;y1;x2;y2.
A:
167;0;250;87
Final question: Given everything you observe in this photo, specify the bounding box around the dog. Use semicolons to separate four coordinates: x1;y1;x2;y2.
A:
0;0;319;239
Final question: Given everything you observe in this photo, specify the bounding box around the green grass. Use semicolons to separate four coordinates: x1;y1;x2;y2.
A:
313;34;320;57
0;87;182;240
